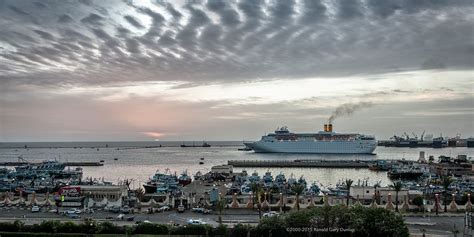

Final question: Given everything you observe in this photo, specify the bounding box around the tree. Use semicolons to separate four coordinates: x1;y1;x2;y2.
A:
250;182;263;219
350;206;409;237
123;178;134;191
216;196;226;224
391;181;403;212
344;179;353;206
373;181;381;204
291;184;305;211
442;176;453;212
412;195;424;211
134;187;145;202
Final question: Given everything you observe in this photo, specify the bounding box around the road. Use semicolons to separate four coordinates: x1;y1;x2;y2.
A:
1;207;472;236
0;207;261;227
404;215;472;236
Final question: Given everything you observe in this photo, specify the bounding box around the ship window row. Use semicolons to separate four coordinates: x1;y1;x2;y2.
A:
271;139;357;142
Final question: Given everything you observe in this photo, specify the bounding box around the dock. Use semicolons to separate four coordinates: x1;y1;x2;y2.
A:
228;159;371;168
0;161;104;167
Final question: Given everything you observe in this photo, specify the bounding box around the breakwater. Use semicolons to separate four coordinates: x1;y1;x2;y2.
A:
0;161;104;167
228;159;371;168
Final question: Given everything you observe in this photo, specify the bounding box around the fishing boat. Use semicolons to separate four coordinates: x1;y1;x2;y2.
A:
178;170;192;186
307;182;321;195
262;171;273;187
248;171;260;183
143;169;178;193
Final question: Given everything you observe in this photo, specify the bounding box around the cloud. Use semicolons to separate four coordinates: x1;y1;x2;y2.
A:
80;13;105;26
58;14;74;23
8;5;29;15
124;15;144;28
337;0;363;20
33;30;55;41
0;0;471;88
33;2;48;9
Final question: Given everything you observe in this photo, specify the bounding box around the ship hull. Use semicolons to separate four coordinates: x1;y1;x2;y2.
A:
244;140;376;154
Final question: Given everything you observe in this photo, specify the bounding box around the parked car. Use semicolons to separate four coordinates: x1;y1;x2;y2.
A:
31;206;40;213
116;214;125;220
120;206;130;214
48;209;58;213
66;213;80;219
187;219;206;225
192;207;204;213
126;215;135;221
156;205;170;212
65;208;81;215
177;205;185;213
263;211;279;218
110;206;120;213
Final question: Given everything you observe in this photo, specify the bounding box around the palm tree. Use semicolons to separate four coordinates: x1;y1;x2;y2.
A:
373;181;381;204
134;187;145;202
442;176;453;212
250;182;263;205
291;184;305;211
250;182;263;218
344;179;353;206
391;181;403;212
216;196;226;224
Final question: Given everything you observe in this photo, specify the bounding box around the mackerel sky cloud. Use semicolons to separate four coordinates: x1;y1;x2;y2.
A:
0;0;473;141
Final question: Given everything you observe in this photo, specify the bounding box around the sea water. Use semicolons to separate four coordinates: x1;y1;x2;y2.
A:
0;141;472;188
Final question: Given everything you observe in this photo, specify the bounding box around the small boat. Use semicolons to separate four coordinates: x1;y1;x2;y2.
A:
238;147;252;151
202;142;211;147
200;157;205;160
113;158;118;161
368;160;391;171
387;163;427;180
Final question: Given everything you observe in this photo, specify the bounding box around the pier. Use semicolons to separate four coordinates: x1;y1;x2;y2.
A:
0;161;104;167
228;159;371;168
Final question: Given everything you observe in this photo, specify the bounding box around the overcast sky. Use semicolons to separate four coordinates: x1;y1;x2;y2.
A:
0;0;473;142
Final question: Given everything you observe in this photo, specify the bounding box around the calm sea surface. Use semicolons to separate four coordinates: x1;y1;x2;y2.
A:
0;141;472;188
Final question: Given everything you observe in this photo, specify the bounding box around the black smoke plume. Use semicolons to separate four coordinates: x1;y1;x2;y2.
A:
328;102;373;123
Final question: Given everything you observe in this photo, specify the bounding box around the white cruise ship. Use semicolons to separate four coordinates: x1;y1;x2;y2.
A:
244;124;376;154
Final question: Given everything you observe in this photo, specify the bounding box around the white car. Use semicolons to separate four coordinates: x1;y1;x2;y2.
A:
31;206;40;213
116;214;125;220
262;211;279;218
187;219;206;225
192;207;204;213
66;208;81;215
157;206;170;212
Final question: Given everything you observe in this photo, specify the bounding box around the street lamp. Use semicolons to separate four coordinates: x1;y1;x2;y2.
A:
468;193;472;212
